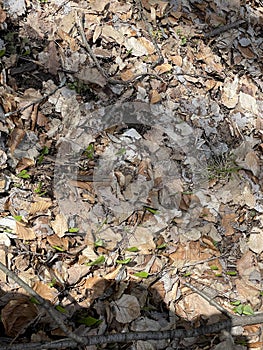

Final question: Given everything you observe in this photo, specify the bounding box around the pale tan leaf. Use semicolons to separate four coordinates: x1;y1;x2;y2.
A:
29;198;52;215
51;213;68;238
112;294;140;323
221;76;239;108
150;89;162;104
154;63;172;74
15;222;36;240
33;281;58;302
248;227;263;254
47;234;69;251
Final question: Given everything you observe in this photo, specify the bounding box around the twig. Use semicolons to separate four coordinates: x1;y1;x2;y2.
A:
75;12;165;85
135;0;164;68
182;279;233;318
0;262;85;345
3;78;66;118
204;19;246;38
2;313;263;350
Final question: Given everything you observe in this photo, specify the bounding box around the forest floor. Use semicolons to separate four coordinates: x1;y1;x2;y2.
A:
0;0;262;349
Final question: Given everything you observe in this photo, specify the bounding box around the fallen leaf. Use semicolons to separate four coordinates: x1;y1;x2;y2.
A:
112;294;140;323
1;296;38;337
154;63;172;74
16;222;36;240
33;281;58;302
248;227;263;254
51;213;68;238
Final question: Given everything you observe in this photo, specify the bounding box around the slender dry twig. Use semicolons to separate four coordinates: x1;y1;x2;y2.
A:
0;261;85;345
3;77;66;118
204;19;246;38
2;313;263;350
75;12;165;85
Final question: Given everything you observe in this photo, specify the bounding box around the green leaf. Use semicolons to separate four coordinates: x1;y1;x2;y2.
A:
68;227;79;233
0;48;6;58
94;239;104;247
86;255;105;266
242;305;254;315
17;169;30;179
116;258;131;265
134;271;149;278
116;148;126;156
55;305;67;314
233;304;244;315
260;291;263;297
210;265;219;270
52;245;64;252
183;271;191;277
156;243;167;249
78;316;102;326
37;146;49;164
231;300;241;306
85;143;94;159
126;246;139;252
29;297;40;305
48;278;57;287
226;270;237;276
13;215;22;222
144;206;159;215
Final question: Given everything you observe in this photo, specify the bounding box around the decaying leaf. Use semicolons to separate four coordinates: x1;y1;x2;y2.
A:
1;296;38;337
51;213;68;238
112;294;140;323
15;221;36;240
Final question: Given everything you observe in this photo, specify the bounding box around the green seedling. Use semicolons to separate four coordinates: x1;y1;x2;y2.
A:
17;169;30;179
116;147;126;156
68;227;79;233
207;152;241;181
116;258;131;265
84;143;94;159
226;270;237;276
37;146;49;164
0;48;6;57
126;246;139;252
30;297;40;305
94;239;104;247
86;255;105;266
77;316;102;327
52;245;64;252
13;215;22;222
55;305;67;314
48;278;57;287
232;301;254;315
144;206;159;215
156;243;167;250
134;271;149;278
210;265;219;270
34;181;46;196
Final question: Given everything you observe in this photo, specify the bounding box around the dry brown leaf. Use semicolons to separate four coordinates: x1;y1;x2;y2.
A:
47;234;69;251
16;157;35;173
120;69;135;81
221;212;236;236
75;67;107;87
237;45;255;59
200;207;217;223
154;63;172;74
102;25;124;45
29;198;52;215
46;41;60;75
1;296;38;337
239;92;258;114
9;128;26;155
150;89;162;104
33;281;58;302
84;277;111;304
51;213;68;238
112;294;140;323
170;55;183;66
57;29;79;51
248;227;263;254
16;222;36;240
0;7;7;23
69;180;94;192
235;279;260;306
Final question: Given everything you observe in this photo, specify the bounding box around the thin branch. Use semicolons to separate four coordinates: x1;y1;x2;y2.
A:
3;78;66;118
0;261;85;345
2;313;263;350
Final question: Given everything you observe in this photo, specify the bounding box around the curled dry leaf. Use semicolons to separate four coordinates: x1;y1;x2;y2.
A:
1;296;38;337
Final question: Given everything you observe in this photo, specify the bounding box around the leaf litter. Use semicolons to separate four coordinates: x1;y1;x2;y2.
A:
0;0;262;349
